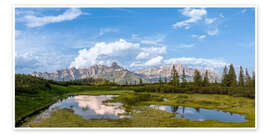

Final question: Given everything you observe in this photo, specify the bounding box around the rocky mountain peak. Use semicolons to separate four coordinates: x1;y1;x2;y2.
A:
111;62;121;69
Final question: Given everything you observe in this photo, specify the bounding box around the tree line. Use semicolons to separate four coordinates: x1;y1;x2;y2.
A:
133;64;255;99
15;64;255;98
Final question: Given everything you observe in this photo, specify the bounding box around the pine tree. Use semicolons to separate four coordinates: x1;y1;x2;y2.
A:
214;79;218;85
170;65;179;87
164;76;167;84
222;66;229;86
238;66;245;87
193;69;202;86
181;68;187;87
202;70;209;87
245;68;251;87
139;78;143;85
227;64;237;87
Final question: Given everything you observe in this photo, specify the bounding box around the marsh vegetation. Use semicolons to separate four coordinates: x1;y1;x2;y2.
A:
15;64;255;128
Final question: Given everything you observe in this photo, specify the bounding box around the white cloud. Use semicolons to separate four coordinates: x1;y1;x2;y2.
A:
199;35;206;39
15;52;41;73
15;9;35;16
130;34;166;46
207;28;219;35
15;30;22;38
144;56;163;66
141;40;159;45
179;44;195;48
96;28;119;38
131;56;164;68
219;13;224;18
140;34;166;45
164;57;227;69
70;39;140;68
205;18;216;24
173;8;207;29
136;52;150;60
192;34;206;39
20;8;83;28
136;46;166;60
70;39;167;69
141;46;166;54
191;34;197;38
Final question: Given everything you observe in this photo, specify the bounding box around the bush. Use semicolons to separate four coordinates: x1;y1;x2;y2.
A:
15;74;51;94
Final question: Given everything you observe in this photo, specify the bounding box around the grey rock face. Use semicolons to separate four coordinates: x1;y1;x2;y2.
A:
135;63;219;82
31;62;220;84
31;63;148;84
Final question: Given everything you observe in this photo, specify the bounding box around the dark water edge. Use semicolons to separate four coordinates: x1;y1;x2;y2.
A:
15;94;75;127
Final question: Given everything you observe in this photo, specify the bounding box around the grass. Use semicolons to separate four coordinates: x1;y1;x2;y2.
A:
29;106;253;128
15;85;132;126
23;88;255;128
15;85;76;125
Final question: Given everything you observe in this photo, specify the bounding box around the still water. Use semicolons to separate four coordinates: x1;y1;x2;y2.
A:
30;95;247;124
34;95;130;121
150;105;247;122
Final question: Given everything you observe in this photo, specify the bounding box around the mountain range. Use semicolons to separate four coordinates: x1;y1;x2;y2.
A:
31;62;219;84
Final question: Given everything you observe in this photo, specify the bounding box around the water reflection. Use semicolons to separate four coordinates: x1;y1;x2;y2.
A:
150;105;247;122
41;95;129;120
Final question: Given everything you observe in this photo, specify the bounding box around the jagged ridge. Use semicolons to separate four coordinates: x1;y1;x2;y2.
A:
31;62;219;84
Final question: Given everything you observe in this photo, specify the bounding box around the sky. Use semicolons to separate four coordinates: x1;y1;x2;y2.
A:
15;8;255;74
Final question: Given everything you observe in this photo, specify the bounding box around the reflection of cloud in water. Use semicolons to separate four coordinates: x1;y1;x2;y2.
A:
183;109;194;114
198;118;205;121
149;105;167;111
27;95;129;125
74;95;125;116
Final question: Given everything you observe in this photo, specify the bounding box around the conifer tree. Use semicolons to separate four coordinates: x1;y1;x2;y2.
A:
170;65;179;86
214;79;218;85
227;64;237;87
193;69;202;86
181;68;187;87
222;66;229;86
245;68;251;87
139;78;143;85
238;66;245;87
202;70;209;87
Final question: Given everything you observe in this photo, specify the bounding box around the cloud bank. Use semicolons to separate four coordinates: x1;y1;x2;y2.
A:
69;39;167;69
70;39;227;70
164;57;227;69
20;8;82;28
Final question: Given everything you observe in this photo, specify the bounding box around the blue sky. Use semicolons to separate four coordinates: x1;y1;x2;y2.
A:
15;8;255;74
